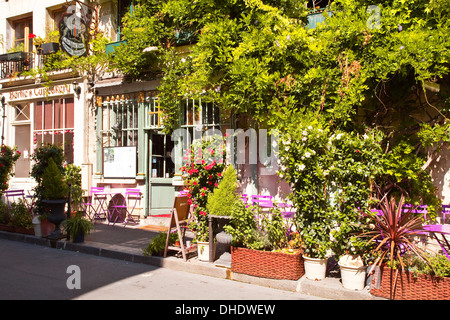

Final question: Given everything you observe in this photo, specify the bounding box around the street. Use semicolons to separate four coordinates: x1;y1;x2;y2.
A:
0;239;325;301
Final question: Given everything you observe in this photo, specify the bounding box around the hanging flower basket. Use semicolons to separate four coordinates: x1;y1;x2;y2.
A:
370;265;450;300
231;246;304;280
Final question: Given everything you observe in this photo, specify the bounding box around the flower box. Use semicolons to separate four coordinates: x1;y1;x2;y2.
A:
40;42;59;55
14;226;35;235
0;223;14;232
231;246;304;280
370;265;450;300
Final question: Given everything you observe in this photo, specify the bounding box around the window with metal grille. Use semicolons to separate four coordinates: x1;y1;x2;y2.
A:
180;96;221;136
101;95;138;147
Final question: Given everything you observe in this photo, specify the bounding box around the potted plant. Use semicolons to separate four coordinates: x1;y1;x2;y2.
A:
9;198;34;235
30;31;60;55
38;213;54;237
360;194;432;299
41;157;69;239
225;201;305;280
206;165;239;262
338;254;368;290
63;211;93;243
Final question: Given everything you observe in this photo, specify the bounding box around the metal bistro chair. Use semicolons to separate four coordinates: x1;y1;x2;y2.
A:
4;190;32;211
109;189;142;227
250;195;273;208
278;202;296;236
402;204;428;221
80;187;107;222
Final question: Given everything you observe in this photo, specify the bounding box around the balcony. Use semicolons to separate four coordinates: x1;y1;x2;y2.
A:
0;49;70;82
0;52;34;79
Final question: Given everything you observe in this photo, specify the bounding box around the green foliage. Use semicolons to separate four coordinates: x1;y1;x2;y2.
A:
142;231;178;256
30;144;65;213
42;158;69;200
64;164;83;211
63;212;94;240
0;200;9;224
206;165;239;216
114;0;449;258
279;116;383;258
9;198;32;229
406;253;450;278
0;145;21;195
224;201;290;251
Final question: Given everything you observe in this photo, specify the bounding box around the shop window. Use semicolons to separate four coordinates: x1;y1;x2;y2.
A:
33;98;74;164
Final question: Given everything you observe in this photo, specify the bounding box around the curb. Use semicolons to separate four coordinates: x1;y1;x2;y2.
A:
0;230;383;300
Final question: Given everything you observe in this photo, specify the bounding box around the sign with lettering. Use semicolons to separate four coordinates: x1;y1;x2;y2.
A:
59;1;94;57
8;84;73;101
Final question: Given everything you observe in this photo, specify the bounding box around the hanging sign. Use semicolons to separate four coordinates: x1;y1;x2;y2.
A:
59;1;94;57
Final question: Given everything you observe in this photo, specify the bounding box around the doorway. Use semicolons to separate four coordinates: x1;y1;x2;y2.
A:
147;131;175;215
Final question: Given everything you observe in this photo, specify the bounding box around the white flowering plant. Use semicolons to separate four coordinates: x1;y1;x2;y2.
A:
278;119;383;260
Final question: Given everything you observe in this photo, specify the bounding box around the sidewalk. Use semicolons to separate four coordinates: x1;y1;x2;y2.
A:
0;218;383;300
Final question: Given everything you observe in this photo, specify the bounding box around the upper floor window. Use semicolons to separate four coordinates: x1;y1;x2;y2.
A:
117;0;133;41
12;17;33;52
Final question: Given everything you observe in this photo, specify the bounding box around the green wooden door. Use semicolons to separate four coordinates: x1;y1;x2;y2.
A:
147;131;175;215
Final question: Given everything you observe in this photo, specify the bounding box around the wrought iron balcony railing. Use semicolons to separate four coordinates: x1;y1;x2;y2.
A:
0;51;34;79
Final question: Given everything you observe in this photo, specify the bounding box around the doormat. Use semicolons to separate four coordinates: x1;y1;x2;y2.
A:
138;224;168;231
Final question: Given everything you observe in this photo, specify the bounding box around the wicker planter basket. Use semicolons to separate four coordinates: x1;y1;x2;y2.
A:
371;266;450;300
231;246;304;280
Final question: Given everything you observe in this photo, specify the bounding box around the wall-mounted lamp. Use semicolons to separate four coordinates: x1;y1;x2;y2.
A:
72;81;81;97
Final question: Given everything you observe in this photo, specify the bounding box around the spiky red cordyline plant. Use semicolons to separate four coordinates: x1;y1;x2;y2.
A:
361;194;431;299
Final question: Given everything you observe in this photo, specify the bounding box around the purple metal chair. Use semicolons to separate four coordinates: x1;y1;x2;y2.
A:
240;193;248;204
251;195;273;208
442;205;450;224
80;187;107;222
109;189;142;227
278;202;296;236
402;204;428;220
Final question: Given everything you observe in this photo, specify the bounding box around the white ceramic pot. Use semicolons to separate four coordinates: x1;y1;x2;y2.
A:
197;241;216;262
32;216;42;237
339;263;367;290
303;256;328;280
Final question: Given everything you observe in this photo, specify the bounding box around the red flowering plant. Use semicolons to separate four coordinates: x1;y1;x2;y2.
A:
0;145;21;196
181;135;226;242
